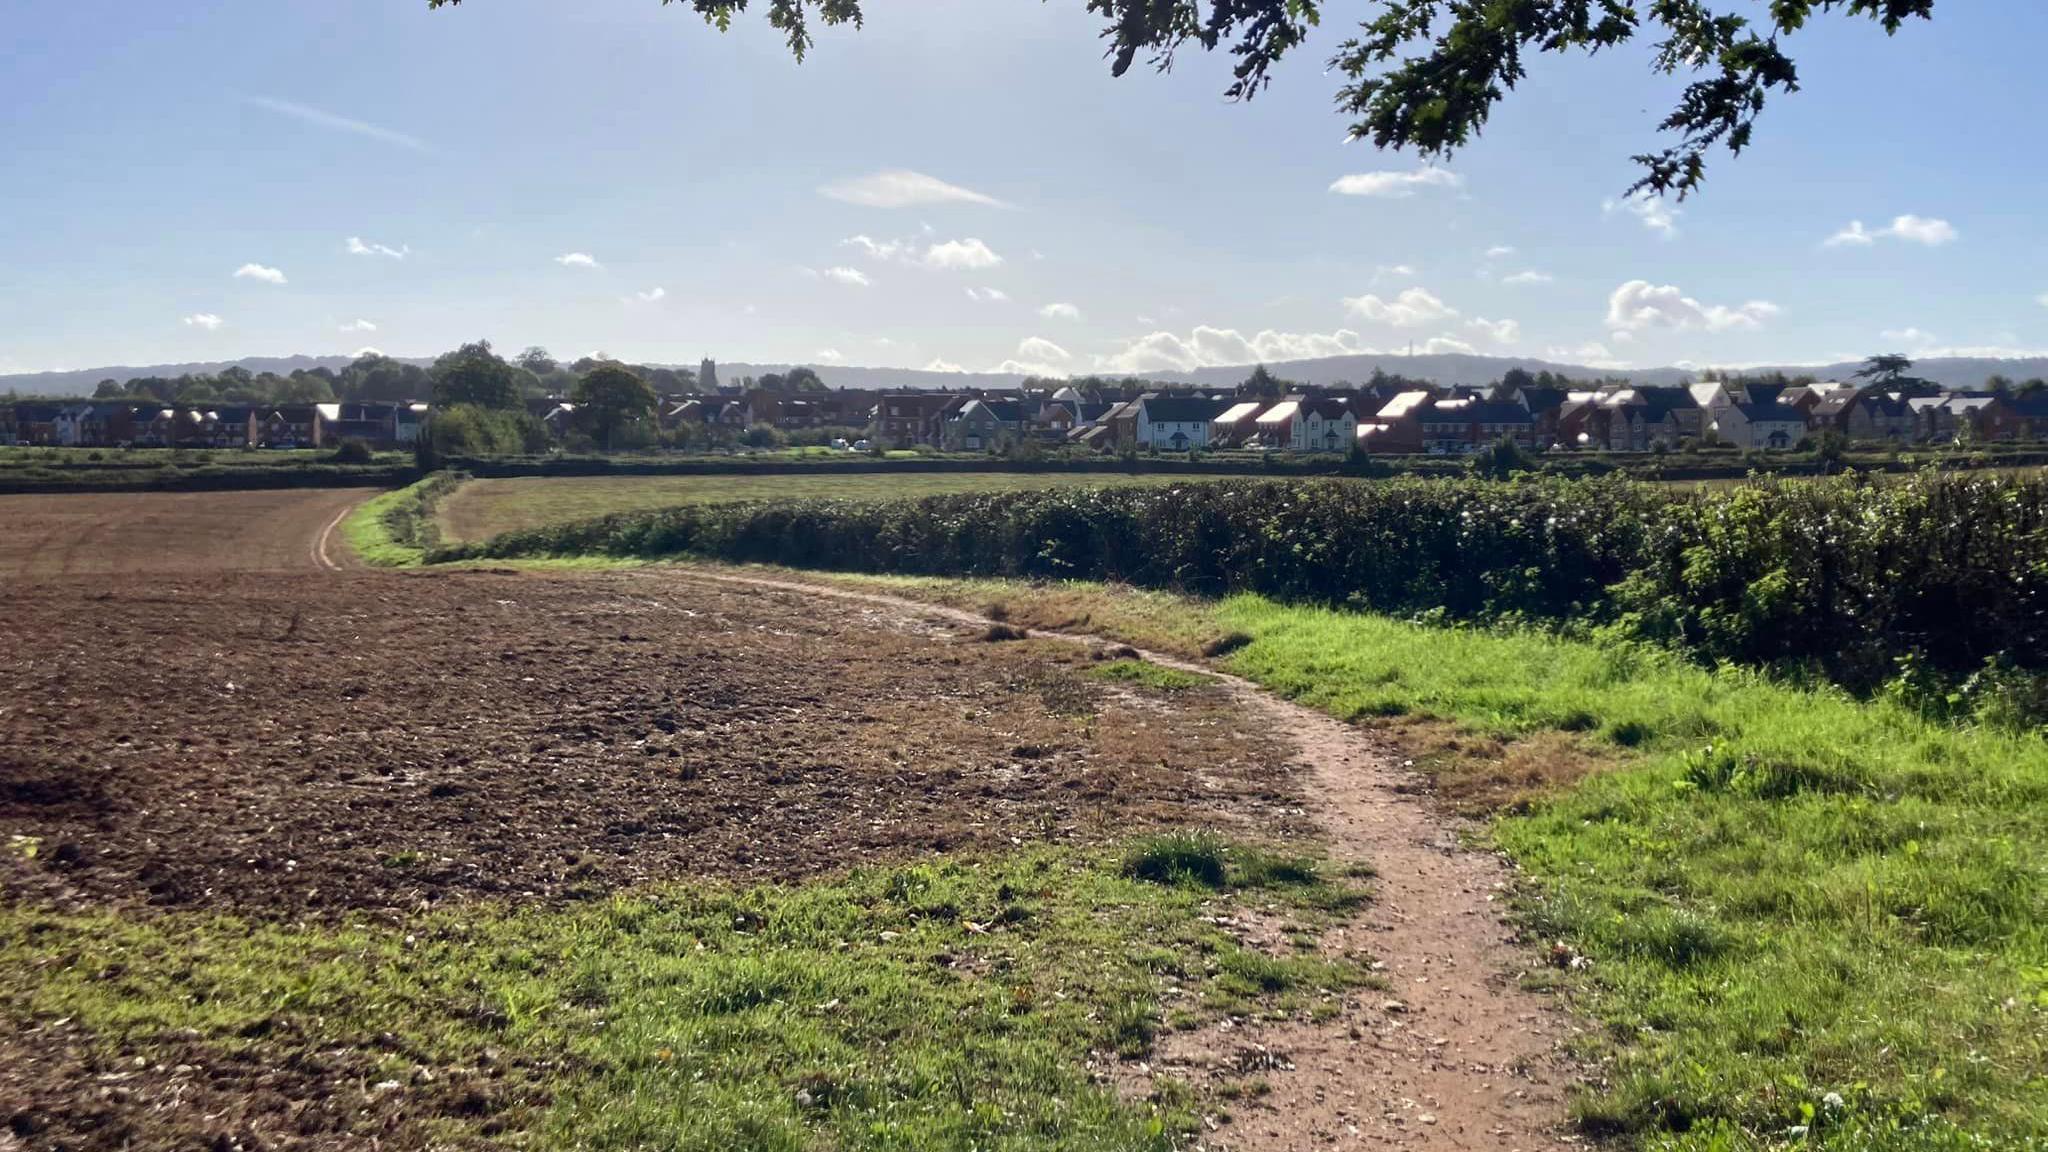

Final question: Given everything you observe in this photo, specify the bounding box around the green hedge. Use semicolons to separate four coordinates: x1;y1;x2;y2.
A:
439;473;2048;706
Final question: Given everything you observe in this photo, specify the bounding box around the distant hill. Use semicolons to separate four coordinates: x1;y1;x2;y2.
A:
6;351;2044;398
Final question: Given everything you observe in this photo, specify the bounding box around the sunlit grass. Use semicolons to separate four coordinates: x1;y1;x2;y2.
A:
1;845;1369;1151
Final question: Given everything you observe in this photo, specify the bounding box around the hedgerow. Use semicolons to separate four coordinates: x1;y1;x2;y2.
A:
437;472;2048;712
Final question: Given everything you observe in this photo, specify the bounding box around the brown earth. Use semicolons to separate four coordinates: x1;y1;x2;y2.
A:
0;489;368;579
654;569;1583;1152
0;568;1306;918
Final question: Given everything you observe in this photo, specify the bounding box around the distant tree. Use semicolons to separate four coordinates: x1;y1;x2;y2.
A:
275;374;336;404
176;379;221;404
431;340;524;410
518;346;559;376
1856;354;1914;387
1986;374;2016;393
571;364;659;450
1239;364;1287;399
1498;367;1536;396
1470;435;1534;481
93;379;125;399
341;354;431;403
758;372;787;392
2020;379;2048;398
784;366;827;392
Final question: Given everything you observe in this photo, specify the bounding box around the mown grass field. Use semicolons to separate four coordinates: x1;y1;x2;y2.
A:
435;472;1196;543
770;569;2048;1151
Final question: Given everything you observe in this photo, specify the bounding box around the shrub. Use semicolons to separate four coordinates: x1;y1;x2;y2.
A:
442;472;2048;712
330;438;374;464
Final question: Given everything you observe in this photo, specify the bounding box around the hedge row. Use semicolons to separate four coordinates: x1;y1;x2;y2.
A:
439;473;2048;697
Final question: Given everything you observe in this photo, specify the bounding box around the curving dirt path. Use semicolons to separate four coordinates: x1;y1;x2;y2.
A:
636;567;1580;1151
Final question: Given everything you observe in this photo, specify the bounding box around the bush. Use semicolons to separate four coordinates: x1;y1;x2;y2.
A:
428;404;551;459
442;472;2048;711
330;438;374;464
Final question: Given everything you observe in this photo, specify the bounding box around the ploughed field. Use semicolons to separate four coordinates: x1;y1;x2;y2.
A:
435;472;1190;544
0;488;368;577
0;564;1316;1149
0;568;1299;913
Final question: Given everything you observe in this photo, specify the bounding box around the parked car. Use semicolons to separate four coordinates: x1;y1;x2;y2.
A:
852;439;871;452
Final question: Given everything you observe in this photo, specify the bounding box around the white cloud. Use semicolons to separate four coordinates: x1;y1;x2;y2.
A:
1015;336;1072;363
353;346;382;358
233;263;287;285
1414;335;1476;356
1484;245;1516;259
1880;326;1937;346
841;234;914;261
816;348;845;362
1038;302;1082;321
339;319;377;333
819;169;1003;209
345;236;408;259
246;96;427;152
633;286;666;302
922;238;1003;270
1503;270;1554;286
845;233;1004;271
923;358;966;373
1098;326;1369;373
1372;263;1417;281
1328;166;1463;198
554;252;600;269
1545;341;1627;369
814;266;872;288
1342;287;1459;328
2037;292;2048;309
1604;191;1680;238
181;313;224;330
1886;215;1958;246
965;287;1009;303
1606;280;1781;332
1823;221;1875;248
1827;215;1959;248
1464;317;1521;345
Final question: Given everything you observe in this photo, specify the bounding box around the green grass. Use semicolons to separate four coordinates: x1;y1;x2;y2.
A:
342;471;462;566
436;472;1199;544
1088;660;1215;692
769;572;2047;1149
1;845;1369;1150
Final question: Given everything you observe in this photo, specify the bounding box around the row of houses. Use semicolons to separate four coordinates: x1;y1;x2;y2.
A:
645;378;2048;454
1103;379;2048;455
1;402;429;449
18;377;2048;455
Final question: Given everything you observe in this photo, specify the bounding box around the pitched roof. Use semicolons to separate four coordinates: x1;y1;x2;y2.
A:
1214;400;1264;425
1142;395;1229;423
1734;402;1804;423
1255;399;1302;425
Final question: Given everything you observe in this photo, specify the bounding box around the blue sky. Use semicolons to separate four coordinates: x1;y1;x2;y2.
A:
3;0;2044;377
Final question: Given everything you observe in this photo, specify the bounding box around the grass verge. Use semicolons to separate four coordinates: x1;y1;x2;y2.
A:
1;844;1368;1151
764;570;2047;1150
340;470;465;566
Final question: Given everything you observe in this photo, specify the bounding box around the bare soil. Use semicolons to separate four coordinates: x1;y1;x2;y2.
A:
0;568;1304;918
661;569;1583;1152
0;489;370;579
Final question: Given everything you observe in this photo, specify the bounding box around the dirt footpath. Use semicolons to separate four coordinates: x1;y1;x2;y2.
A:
0;489;369;579
655;568;1581;1152
0;568;1306;917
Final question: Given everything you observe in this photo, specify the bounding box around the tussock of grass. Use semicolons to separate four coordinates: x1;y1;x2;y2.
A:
1;844;1366;1151
1088;659;1214;692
